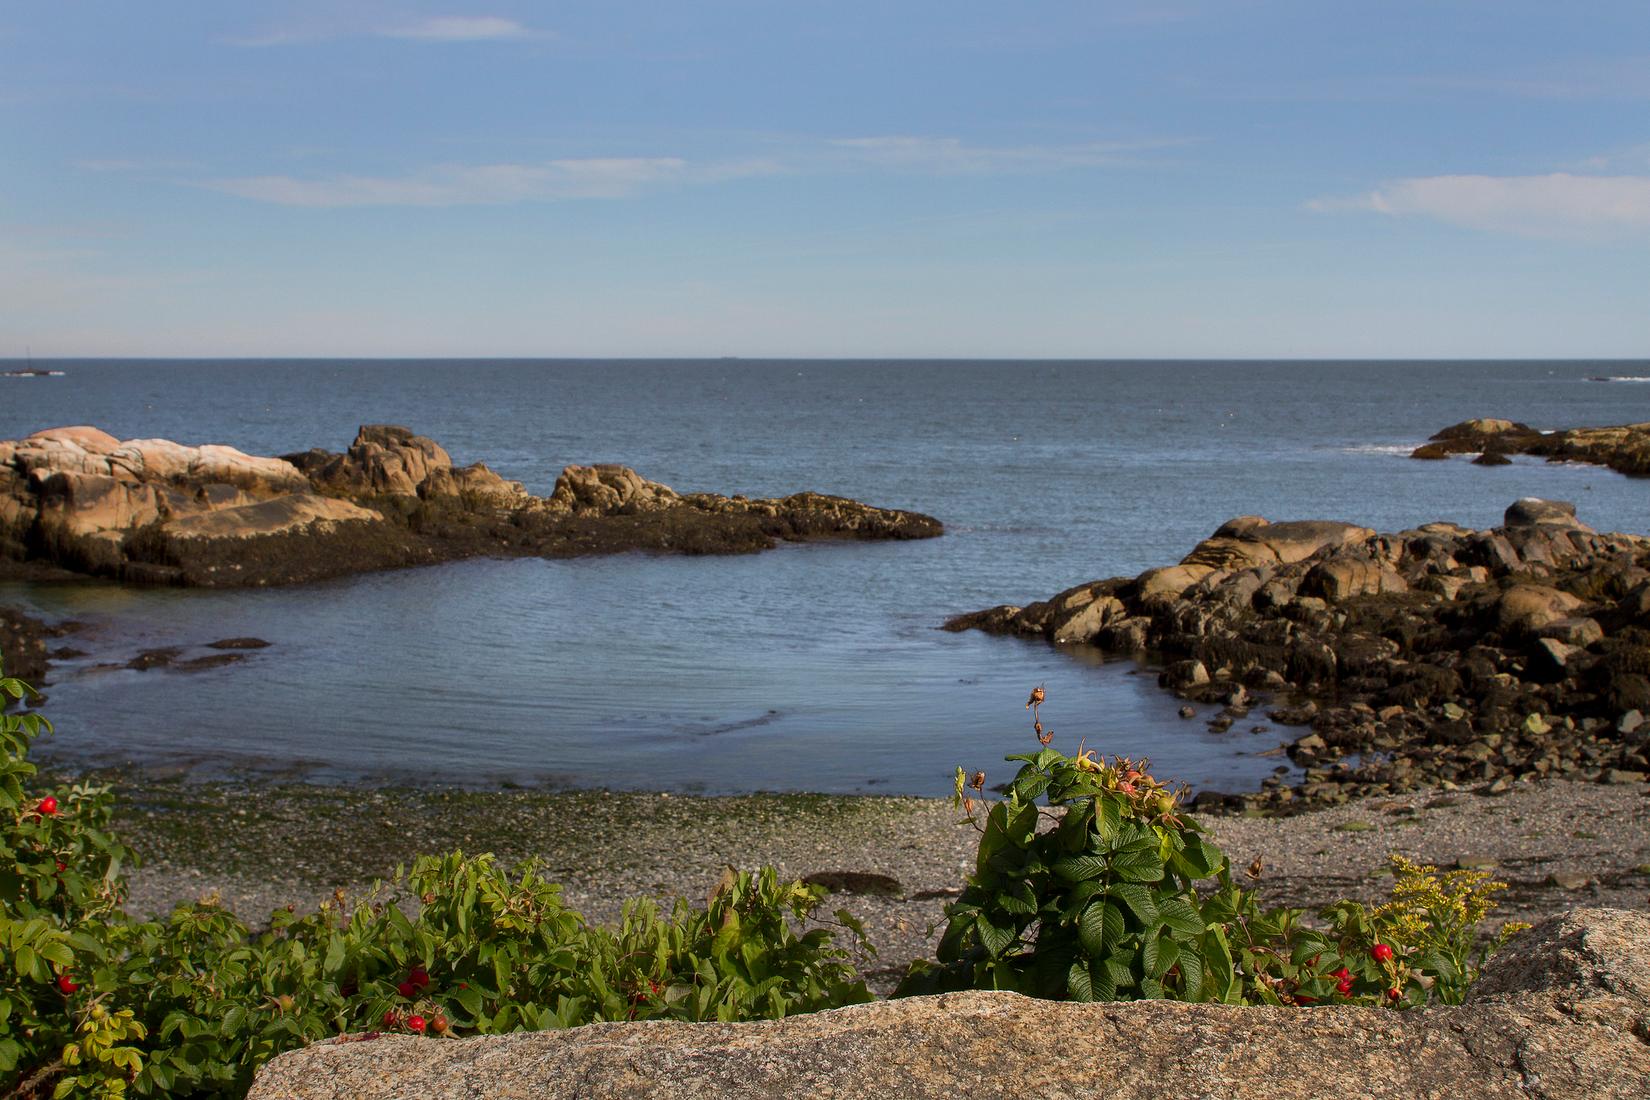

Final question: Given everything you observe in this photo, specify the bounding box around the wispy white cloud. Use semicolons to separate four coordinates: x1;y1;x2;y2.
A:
228;14;546;47
196;134;1174;209
826;135;1190;173
380;16;534;41
1309;173;1650;240
200;157;777;207
75;157;201;174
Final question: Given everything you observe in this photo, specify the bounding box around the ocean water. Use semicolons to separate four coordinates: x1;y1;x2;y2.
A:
1;359;1645;795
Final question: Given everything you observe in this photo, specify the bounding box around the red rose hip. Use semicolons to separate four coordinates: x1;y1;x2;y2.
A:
56;974;79;994
407;1015;427;1033
396;980;418;998
37;796;58;816
1371;943;1394;963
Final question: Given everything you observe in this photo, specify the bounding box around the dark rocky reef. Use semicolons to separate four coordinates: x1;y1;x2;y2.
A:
947;500;1650;813
1413;417;1650;476
248;907;1650;1100
0;425;941;589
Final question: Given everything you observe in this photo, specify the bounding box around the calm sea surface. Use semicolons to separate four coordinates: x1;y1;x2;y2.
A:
1;360;1646;795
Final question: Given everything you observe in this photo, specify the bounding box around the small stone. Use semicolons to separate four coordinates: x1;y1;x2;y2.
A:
1484;776;1513;795
1178;706;1196;719
801;871;903;897
1441;702;1466;720
1522;714;1552;735
1544;872;1592;890
1619;710;1645;735
1601;768;1646;785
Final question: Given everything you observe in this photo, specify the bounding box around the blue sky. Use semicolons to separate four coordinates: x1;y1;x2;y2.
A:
3;1;1648;358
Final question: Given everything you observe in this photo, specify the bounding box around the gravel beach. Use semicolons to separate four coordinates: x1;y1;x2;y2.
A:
79;770;1649;996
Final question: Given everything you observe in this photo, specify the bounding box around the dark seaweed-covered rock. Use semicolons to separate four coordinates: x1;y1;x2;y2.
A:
947;501;1650;810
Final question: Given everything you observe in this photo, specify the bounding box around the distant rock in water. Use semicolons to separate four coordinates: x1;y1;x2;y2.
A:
0;424;942;588
946;499;1650;813
1412;417;1650;476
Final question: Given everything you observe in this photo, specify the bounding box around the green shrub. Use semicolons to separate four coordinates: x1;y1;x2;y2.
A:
0;659;869;1099
897;692;1524;1008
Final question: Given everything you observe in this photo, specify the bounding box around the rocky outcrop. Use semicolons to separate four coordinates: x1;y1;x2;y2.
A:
1413;418;1650;476
0;425;941;588
247;907;1650;1100
947;500;1650;812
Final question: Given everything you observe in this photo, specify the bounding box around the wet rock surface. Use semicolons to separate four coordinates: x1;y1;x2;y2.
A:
947;500;1650;813
0;424;942;589
0;607;51;685
247;907;1650;1100
1413;417;1650;477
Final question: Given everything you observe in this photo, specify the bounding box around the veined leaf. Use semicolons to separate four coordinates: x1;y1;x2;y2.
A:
1053;855;1108;882
1157;898;1205;935
1078;901;1122;957
1105;883;1159;926
1066;960;1094;1002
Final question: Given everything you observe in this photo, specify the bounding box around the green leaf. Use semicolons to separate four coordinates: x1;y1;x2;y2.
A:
975;913;1015;959
1093;796;1121;844
1176;948;1205;999
1111;849;1165;883
1053;856;1107;882
1104;956;1136;989
1077;903;1108;957
1143;933;1179;978
1157;898;1204;936
1066;960;1094;1002
1105;883;1159;926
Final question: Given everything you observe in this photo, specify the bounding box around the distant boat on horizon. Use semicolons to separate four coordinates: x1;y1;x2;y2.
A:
2;346;65;378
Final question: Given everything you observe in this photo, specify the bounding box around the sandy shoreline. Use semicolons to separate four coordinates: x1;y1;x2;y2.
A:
58;769;1646;996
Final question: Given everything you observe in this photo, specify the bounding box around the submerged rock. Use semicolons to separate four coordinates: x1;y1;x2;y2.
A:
246;907;1650;1100
0;424;942;588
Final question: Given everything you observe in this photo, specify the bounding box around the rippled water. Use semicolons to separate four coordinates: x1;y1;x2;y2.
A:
2;359;1645;794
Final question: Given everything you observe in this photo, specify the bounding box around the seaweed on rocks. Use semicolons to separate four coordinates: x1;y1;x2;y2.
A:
947;499;1650;812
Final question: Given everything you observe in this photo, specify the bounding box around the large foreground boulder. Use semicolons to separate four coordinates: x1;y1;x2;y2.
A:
247;908;1650;1099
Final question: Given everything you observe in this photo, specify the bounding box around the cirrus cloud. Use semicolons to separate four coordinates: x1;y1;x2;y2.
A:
200;157;782;207
380;16;535;42
1309;173;1650;240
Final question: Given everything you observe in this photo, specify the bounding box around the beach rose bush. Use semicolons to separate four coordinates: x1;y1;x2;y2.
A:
0;659;869;1099
897;691;1525;1008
